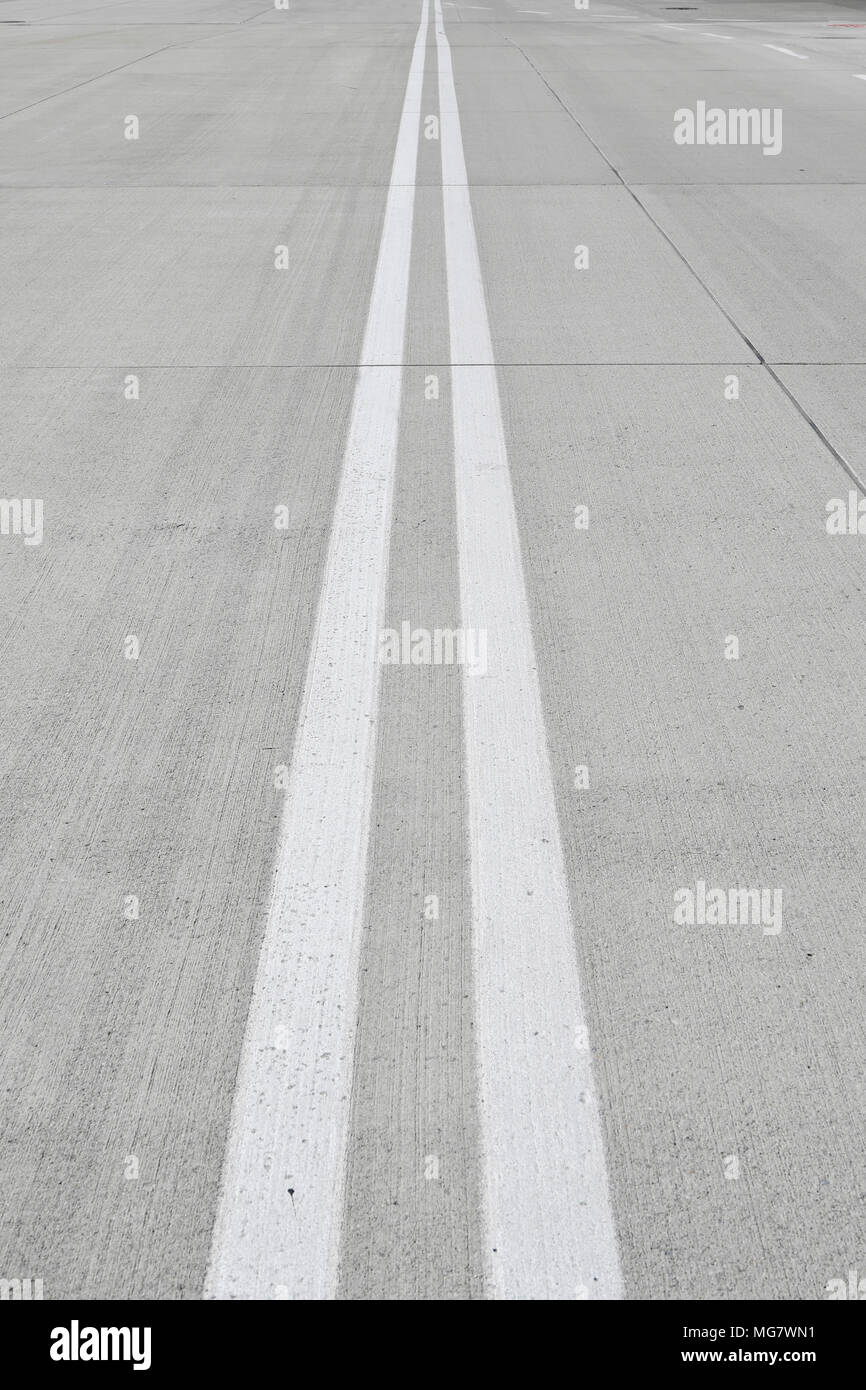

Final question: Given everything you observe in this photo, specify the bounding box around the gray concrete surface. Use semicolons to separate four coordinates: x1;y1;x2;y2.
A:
1;0;865;1301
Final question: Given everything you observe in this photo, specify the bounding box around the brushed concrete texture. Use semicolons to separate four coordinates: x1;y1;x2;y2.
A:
1;0;865;1302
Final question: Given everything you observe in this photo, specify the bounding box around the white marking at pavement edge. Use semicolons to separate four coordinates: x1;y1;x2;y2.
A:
203;0;430;1301
434;0;624;1302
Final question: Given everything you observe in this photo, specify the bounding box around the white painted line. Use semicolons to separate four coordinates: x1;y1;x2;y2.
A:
661;23;687;30
854;73;866;80
520;9;551;13
702;32;732;39
203;0;429;1302
763;43;808;58
433;0;623;1303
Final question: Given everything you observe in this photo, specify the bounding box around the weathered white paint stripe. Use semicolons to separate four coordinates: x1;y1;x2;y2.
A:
433;0;623;1301
204;1;429;1301
764;43;808;58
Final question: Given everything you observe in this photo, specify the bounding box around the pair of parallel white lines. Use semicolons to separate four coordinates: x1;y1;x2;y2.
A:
204;0;622;1301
